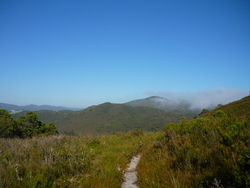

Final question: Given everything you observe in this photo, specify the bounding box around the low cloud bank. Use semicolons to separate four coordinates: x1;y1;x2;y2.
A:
146;88;249;110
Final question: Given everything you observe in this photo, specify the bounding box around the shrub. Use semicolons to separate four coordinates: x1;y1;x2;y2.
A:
138;115;250;187
0;110;58;138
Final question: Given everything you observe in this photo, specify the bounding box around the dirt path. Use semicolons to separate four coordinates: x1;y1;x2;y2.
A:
121;154;141;188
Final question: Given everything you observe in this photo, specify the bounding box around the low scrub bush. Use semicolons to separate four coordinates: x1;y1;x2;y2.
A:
137;111;250;187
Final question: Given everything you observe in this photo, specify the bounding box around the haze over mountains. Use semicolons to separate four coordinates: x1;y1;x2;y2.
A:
124;96;199;113
4;95;248;135
2;96;204;113
6;96;200;135
0;103;82;112
11;102;196;135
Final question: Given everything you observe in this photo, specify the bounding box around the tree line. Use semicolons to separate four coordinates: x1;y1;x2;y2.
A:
0;109;58;138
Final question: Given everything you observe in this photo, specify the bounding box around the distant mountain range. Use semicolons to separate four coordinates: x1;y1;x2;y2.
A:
5;95;250;136
4;96;204;135
1;96;201;113
0;103;82;112
12;102;196;135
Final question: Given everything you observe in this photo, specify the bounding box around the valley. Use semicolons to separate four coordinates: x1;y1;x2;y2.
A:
0;96;249;187
10;96;198;135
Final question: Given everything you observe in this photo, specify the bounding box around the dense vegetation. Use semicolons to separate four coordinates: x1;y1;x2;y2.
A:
0;131;156;187
12;103;196;135
0;110;58;138
138;112;250;187
1;96;249;187
201;96;250;119
138;96;250;187
124;96;198;113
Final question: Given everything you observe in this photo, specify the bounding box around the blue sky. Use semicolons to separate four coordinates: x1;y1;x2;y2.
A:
1;0;249;108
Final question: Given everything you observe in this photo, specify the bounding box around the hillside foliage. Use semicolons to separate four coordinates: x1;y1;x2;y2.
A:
124;96;198;113
1;96;249;187
137;97;250;187
201;96;250;119
12;103;196;135
0;110;58;138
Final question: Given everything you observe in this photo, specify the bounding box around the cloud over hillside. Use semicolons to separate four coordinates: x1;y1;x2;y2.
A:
146;88;249;110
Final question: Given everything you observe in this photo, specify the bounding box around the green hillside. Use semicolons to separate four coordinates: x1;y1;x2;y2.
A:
2;96;250;187
201;95;250;119
138;96;250;187
12;103;196;135
124;96;199;113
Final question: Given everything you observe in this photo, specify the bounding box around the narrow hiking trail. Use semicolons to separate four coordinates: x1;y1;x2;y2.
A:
121;154;141;188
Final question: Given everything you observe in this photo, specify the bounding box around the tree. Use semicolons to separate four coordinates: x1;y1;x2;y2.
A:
214;110;227;118
40;122;58;136
216;104;224;108
199;109;209;116
25;111;40;137
0;109;14;138
0;110;58;138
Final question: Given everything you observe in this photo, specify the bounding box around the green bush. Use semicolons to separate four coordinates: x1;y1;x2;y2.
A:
138;111;250;187
0;110;58;138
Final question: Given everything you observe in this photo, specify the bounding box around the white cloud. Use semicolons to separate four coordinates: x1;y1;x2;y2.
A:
146;88;249;109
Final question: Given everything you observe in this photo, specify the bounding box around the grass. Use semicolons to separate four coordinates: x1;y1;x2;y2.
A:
0;114;250;188
1;113;250;188
1;114;250;188
1;96;250;187
0;131;159;188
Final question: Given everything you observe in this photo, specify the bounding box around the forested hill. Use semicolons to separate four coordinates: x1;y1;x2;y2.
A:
3;96;250;187
124;96;198;113
12;103;196;135
201;95;250;119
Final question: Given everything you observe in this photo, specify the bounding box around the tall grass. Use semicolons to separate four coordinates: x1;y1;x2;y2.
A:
0;131;158;188
1;111;249;188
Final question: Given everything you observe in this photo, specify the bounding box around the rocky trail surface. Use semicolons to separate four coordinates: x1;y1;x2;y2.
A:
121;154;141;188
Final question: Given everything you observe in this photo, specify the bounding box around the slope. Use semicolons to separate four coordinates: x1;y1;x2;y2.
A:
137;96;250;187
12;103;195;135
201;95;250;119
124;96;198;113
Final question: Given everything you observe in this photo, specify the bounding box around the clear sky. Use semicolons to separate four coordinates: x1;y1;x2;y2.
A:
1;0;249;108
